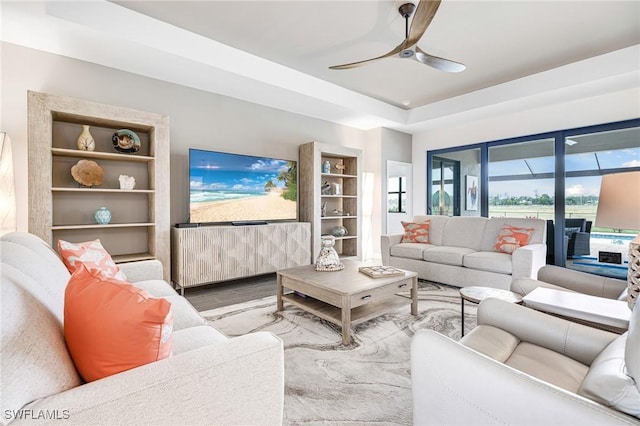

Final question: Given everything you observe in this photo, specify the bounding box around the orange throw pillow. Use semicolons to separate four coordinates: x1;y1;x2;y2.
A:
58;239;126;281
494;224;535;254
401;220;431;243
64;265;173;382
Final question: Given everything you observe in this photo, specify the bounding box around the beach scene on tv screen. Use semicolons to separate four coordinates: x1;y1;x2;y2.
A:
189;150;297;223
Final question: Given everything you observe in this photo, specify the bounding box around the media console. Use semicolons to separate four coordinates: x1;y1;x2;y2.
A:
171;222;311;294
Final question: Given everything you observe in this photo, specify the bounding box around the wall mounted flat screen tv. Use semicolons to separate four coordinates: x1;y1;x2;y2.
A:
189;149;298;224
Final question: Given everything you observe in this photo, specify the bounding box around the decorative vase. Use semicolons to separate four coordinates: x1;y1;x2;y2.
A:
94;207;111;224
331;225;348;237
315;236;344;272
322;160;331;174
77;125;95;151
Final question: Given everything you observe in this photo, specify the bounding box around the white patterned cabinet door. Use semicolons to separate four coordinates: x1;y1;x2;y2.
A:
172;222;310;290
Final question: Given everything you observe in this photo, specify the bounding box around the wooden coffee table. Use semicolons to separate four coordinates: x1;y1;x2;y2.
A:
277;260;418;345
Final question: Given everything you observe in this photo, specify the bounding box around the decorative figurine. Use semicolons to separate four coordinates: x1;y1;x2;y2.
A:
118;175;136;190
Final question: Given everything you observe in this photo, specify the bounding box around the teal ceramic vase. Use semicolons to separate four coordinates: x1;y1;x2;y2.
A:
94;207;112;224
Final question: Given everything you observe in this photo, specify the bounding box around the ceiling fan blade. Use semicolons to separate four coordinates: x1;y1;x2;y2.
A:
406;0;441;48
329;43;404;70
415;46;465;72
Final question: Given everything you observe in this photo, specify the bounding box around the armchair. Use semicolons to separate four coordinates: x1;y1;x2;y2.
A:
411;298;640;425
565;218;592;258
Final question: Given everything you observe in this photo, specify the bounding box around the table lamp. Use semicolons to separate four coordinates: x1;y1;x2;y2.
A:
594;171;640;309
0;133;16;236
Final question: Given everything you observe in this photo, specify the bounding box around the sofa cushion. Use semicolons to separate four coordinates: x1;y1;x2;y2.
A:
464;251;513;275
172;325;228;354
133;279;180;297
505;342;589;393
64;265;173;382
481;218;546;252
441;217;487;250
400;220;430;243
422;246;476;267
412;215;450;246
578;334;640;418
0;238;71;322
390;243;431;260
58;239;126;281
1;266;81;425
163;295;208;331
494;224;535;254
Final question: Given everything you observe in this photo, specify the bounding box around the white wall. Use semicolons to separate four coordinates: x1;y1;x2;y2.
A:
1;43;370;236
412;87;640;215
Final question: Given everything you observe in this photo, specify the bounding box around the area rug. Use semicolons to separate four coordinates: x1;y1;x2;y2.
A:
200;281;476;425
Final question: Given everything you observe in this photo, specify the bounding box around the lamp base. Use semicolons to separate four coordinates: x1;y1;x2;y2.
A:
628;233;640;310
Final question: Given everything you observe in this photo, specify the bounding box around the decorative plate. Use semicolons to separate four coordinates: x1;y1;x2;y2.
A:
112;129;141;153
71;159;104;187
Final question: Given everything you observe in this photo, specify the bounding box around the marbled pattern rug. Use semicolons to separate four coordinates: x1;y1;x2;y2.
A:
200;281;476;425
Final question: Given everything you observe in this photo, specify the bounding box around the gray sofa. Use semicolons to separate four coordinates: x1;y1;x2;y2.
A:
1;232;284;425
382;215;547;289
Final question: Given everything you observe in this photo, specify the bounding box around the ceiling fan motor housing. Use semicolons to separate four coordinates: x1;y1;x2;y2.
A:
399;3;416;18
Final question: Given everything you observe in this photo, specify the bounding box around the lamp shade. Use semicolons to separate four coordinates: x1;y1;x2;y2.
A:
594;171;640;231
0;133;16;236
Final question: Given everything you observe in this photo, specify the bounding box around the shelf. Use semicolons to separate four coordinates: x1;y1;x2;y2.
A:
320;235;357;241
52;187;154;193
113;253;155;263
321;216;357;220
321;195;357;198
52;223;155;230
321;173;357;179
281;292;409;327
52;147;153;163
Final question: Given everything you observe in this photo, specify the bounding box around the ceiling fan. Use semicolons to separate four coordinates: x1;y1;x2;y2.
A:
329;0;465;73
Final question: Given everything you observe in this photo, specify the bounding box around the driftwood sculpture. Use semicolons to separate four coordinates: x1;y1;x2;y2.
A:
71;159;104;187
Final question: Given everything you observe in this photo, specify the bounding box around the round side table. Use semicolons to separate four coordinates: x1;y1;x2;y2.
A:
459;286;523;337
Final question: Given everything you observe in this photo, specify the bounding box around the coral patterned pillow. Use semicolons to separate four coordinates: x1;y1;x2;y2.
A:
64;265;173;382
494;224;535;254
401;220;431;243
57;239;127;281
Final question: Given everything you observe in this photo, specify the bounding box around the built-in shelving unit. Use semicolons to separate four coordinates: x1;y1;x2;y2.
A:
27;91;171;280
299;141;362;261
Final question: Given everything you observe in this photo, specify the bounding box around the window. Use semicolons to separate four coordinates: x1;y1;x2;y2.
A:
388;176;407;213
426;118;640;270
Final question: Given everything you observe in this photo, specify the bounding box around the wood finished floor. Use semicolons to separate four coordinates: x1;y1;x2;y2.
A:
184;273;277;312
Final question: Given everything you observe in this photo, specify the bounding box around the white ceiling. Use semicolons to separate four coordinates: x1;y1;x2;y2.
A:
2;1;639;134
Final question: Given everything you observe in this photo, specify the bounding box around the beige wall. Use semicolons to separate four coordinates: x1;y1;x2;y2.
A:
412;87;640;215
1;43;372;236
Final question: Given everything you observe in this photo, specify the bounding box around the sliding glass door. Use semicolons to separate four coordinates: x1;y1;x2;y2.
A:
426;118;640;274
431;156;459;216
564;126;640;275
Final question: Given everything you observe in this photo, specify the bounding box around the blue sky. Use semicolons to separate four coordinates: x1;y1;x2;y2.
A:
488;147;639;197
189;149;292;192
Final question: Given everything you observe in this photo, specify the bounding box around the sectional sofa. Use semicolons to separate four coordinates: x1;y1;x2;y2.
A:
1;232;284;425
382;215;547;289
